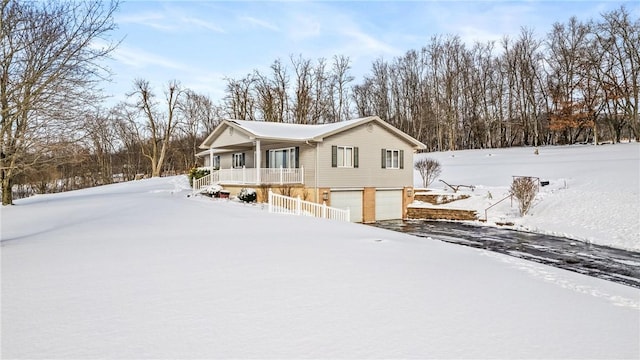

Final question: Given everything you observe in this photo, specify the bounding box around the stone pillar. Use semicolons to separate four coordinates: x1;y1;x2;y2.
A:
403;186;414;219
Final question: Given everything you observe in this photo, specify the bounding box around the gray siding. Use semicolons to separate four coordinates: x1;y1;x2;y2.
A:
214;144;314;178
217;150;254;169
212;126;252;149
316;122;414;188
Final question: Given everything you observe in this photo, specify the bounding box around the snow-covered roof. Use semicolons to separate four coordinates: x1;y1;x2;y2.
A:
199;116;427;150
227;118;361;140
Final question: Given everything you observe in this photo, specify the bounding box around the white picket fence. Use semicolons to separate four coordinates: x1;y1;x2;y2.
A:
267;190;350;222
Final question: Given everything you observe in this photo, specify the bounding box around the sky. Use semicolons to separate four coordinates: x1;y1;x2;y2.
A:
2;144;639;358
101;0;640;106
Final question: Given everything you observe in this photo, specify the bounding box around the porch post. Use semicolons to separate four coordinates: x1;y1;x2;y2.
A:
255;139;261;184
208;148;214;185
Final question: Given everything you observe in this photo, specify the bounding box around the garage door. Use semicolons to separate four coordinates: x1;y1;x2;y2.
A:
375;190;403;221
330;190;363;223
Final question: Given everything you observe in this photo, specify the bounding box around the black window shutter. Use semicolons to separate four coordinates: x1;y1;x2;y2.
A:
400;150;404;169
354;147;359;168
381;148;386;169
295;147;300;168
241;152;246;167
265;150;270;168
331;146;337;167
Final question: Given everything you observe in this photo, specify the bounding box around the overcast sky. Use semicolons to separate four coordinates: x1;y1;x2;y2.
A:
101;0;639;106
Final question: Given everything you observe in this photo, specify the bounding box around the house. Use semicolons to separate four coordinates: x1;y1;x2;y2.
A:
195;116;427;223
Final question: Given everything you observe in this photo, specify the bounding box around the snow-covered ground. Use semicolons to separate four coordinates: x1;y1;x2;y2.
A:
2;147;639;358
414;142;640;252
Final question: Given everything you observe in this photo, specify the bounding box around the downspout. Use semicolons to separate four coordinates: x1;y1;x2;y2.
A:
255;139;261;184
209;148;214;185
307;140;319;203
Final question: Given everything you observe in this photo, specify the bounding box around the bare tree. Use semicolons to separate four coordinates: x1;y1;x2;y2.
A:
594;7;640;142
329;55;354;122
0;0;119;205
127;79;183;177
110;103;147;180
511;177;537;216
414;158;442;188
224;75;255;120
291;54;313;124
177;90;218;169
546;18;592;144
84;110;119;185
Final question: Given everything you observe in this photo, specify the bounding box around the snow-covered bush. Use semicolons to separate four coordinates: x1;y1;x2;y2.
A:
238;188;257;203
201;184;223;196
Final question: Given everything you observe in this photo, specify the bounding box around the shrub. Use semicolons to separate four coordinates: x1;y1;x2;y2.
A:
201;184;223;197
188;167;210;186
414;158;442;188
511;177;537;216
238;188;257;203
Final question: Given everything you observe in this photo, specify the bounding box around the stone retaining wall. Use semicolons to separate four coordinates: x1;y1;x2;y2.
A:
407;206;477;221
415;193;470;205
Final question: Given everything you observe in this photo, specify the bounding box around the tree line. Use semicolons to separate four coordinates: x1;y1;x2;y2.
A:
1;0;638;204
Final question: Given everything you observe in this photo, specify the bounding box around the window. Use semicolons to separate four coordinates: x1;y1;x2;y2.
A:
381;149;404;169
386;150;399;169
267;147;298;168
211;155;220;170
338;146;353;167
233;153;245;168
332;146;359;168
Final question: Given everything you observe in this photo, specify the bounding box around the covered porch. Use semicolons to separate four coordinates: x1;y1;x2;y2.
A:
193;136;308;191
193;166;304;191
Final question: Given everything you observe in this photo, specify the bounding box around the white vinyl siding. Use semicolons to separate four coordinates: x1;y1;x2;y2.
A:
330;190;363;223
318;122;413;188
375;190;403;220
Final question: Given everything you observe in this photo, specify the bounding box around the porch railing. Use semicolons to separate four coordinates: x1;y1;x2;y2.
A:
193;173;212;191
268;190;350;222
195;166;304;188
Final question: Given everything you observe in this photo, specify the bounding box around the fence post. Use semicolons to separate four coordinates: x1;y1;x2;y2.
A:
300;165;304;184
280;166;283;185
322;201;327;218
268;190;273;213
346;208;350;222
296;196;301;215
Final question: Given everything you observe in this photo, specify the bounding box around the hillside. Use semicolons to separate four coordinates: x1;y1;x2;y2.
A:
413;142;640;251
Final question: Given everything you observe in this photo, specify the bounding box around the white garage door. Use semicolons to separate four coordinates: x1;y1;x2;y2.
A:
330;190;363;223
375;190;403;221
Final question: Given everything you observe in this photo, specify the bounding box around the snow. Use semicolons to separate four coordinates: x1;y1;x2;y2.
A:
2;144;640;359
230;116;373;140
414;142;640;252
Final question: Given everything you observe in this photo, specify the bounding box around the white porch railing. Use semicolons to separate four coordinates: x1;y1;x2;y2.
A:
268;190;350;222
193;173;212;191
192;167;304;192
